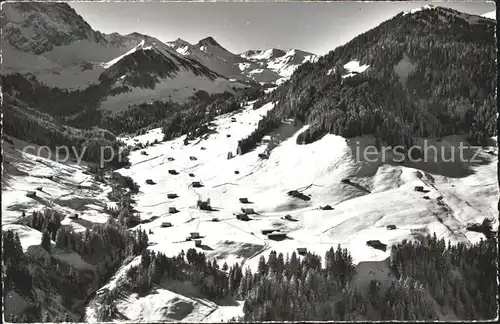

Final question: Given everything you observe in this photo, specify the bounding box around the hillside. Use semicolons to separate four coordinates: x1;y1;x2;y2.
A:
252;5;496;149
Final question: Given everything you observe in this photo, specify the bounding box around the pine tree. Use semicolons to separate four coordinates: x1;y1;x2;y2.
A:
41;231;51;253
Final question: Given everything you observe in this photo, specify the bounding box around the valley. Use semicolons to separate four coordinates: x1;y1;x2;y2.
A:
1;2;498;322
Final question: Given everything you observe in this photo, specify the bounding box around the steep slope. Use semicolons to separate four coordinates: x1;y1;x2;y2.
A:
254;5;496;149
166;37;317;84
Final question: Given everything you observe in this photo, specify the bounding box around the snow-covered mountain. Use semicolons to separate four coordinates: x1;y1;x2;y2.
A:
2;2;316;111
2;3;497;322
166;37;317;84
1;2;248;111
482;10;496;20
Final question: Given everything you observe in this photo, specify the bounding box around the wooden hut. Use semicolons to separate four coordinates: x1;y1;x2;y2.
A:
241;208;255;215
239;197;249;204
192;181;203;188
168;207;179;214
267;232;287;240
386;225;397;230
26;191;36;198
161;222;172;228
146;179;155;185
366;240;387;252
167;193;178;199
236;214;250;221
297;248;307;255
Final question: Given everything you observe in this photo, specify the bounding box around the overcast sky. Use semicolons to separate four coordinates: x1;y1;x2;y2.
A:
70;1;496;55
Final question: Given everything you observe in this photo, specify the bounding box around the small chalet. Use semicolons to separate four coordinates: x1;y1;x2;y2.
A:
167;193;178;199
320;205;333;210
297;248;307;255
236;214;250;221
190;232;201;239
197;199;211;210
267;232;287;240
26;191;36;198
167;157;175;161
161;222;172;228
189;156;198;161
366;240;387;252
168;207;179;214
414;186;424;192
239;197;249;204
146;179;155;185
386;225;397;230
168;169;178;175
192;181;203;188
241;208;255;215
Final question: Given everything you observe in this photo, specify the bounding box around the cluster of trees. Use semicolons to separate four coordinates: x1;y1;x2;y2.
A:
390;234;497;319
256;7;496;148
121;248;237;299
237;109;282;154
50;220;149;259
3;231;33;298
3;216;151;322
29;209;62;243
161;94;242;141
79;230;498;322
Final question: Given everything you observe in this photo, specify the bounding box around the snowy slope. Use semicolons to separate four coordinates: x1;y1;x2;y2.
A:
482;11;496;20
114;102;498;275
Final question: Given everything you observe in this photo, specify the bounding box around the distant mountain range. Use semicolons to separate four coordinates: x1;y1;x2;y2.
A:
1;2;317;112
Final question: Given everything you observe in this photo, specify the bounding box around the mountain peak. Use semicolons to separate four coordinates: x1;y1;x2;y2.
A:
198;36;221;47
